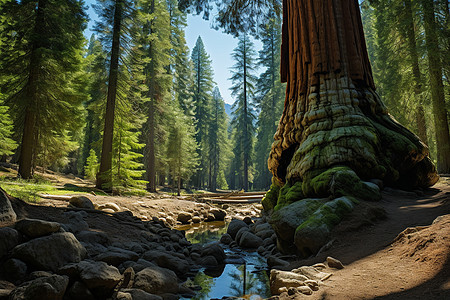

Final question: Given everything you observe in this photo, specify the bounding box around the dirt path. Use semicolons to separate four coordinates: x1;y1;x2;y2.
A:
287;178;450;300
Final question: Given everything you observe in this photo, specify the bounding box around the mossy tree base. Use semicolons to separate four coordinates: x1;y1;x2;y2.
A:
263;75;438;256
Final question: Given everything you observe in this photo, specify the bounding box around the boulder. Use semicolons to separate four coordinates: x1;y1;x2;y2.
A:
191;216;201;223
294;197;355;256
254;223;272;233
15;218;60;238
133;266;179;295
220;234;233;245
9;274;69;300
201;243;226;264
142;251;189;277
0;188;16;226
98;203;121;212
75;230;110;246
239;231;263;249
326;256;344;269
256;229;274;240
235;227;250;244
292;266;331;281
0;281;15;300
12;232;86;272
206;213;215;222
1;259;27;283
270;269;308;295
65;281;95;300
267;256;290;269
226;219;248;239
198;255;218;267
177;212;192;224
95;247;139;266
0;227;19;259
63;211;89;233
209;208;226;221
69;196;95;210
121;259;156;273
74;260;122;298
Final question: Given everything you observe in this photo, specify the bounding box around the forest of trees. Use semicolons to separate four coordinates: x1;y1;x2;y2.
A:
0;0;448;193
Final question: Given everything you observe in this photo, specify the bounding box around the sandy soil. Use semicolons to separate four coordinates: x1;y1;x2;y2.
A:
285;178;450;300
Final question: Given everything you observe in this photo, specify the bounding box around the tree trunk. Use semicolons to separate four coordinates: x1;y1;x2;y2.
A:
146;97;156;192
264;0;438;256
243;35;249;192
96;0;123;190
402;0;428;144
18;0;47;179
420;0;450;173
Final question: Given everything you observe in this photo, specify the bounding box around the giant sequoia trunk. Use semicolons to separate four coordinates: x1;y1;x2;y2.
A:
263;0;438;256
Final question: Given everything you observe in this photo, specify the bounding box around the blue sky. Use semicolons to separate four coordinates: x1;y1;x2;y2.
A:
83;0;262;105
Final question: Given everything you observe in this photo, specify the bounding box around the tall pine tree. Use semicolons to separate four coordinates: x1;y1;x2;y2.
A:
254;15;284;190
191;36;214;189
229;33;257;191
0;0;87;178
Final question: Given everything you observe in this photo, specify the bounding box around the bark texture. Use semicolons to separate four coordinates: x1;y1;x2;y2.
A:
269;0;437;189
264;0;438;256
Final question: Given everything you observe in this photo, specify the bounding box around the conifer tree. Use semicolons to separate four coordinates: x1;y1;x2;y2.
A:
84;149;99;180
0;95;17;156
208;87;230;191
95;0;136;190
0;0;87;178
229;33;257;191
138;0;172;192
79;35;108;175
191;36;215;188
254;15;284;190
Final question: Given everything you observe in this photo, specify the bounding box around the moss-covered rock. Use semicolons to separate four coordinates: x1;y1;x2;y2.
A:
294;197;355;256
261;183;280;212
269;198;327;253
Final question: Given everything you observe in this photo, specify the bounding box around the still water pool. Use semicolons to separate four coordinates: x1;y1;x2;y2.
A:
177;222;271;300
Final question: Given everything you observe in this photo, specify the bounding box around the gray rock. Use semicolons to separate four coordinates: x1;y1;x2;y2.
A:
254;223;272;233
69;196;95;210
226;219;248;239
220;233;233;245
15;218;60;238
0;227;19;259
121;259;156;273
262;237;274;248
76;260;122;298
209;208;226;221
1;259;27;283
239;231;263;249
256;229;275;240
133;266;179;295
0;188;16;226
235;227;250;244
142;251;189;277
12;232;86;272
243;216;253;224
176;212;192;224
9;274;69;300
201;243;225;264
119;289;163;300
95;247;139;266
65;281;95;300
198;255;218;267
326;256;344;269
63;211;89;233
267;256;290;269
76;230;110;246
82;242;108;257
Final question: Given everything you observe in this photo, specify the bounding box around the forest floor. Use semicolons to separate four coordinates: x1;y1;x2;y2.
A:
1;165;449;300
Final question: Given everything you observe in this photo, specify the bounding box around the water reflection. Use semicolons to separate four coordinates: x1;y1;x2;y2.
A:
177;222;271;300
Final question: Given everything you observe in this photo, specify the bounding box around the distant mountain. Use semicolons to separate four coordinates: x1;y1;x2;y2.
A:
224;103;233;117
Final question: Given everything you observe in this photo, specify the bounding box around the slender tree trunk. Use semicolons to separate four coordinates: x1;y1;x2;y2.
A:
96;0;123;190
18;0;47;179
147;97;156;192
144;0;157;192
421;0;450;173
403;0;428;144
243;36;249;192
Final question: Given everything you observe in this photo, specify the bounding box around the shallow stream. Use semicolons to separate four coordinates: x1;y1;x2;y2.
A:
177;222;271;300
